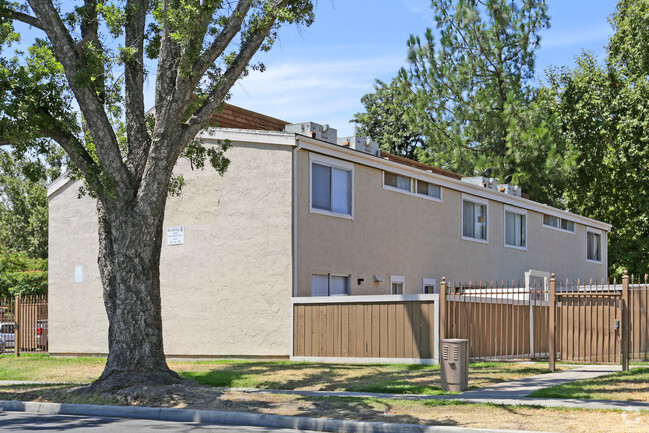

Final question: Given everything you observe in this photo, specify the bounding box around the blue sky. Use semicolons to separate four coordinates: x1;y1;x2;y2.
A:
228;0;619;136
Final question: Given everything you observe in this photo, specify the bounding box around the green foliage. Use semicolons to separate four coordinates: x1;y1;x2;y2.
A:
542;0;649;278
0;250;47;297
353;0;566;203
0;151;63;259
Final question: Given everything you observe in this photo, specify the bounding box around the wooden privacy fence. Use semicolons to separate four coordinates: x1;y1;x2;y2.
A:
292;294;439;363
0;295;48;355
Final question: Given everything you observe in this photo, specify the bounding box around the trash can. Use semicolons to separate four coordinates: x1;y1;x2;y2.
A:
440;338;469;392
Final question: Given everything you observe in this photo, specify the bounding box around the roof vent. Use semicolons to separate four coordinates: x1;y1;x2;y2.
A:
462;176;499;191
284;122;337;144
337;136;380;157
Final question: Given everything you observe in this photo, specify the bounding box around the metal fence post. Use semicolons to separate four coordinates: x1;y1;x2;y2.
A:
622;270;630;371
549;274;556;372
440;277;447;341
14;296;20;357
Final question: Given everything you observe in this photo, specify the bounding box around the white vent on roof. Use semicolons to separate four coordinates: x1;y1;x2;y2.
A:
337;136;380;157
284;122;337;144
462;176;499;191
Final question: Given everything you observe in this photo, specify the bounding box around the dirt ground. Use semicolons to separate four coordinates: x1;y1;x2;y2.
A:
1;383;648;433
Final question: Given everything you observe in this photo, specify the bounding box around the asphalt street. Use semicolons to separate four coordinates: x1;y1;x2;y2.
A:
0;411;321;432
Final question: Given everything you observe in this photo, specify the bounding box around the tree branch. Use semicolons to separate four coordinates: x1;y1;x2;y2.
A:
0;8;44;30
124;0;150;181
189;0;254;88
27;0;132;197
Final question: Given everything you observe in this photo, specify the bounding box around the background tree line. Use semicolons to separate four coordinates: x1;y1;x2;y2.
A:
353;0;649;279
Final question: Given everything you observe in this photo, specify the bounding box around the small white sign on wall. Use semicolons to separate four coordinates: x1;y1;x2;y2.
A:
75;265;83;283
167;226;185;245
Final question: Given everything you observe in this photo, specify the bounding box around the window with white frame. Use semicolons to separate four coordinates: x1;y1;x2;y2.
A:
543;214;575;233
390;275;405;295
462;196;488;241
310;156;352;217
505;208;526;249
423;278;437;294
384;172;411;191
587;230;602;262
416;180;441;200
311;273;350;296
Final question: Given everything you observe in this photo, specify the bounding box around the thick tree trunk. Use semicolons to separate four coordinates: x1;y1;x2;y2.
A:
89;196;181;393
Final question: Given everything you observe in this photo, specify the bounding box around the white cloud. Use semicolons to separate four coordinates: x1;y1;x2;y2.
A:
229;53;406;136
539;24;612;49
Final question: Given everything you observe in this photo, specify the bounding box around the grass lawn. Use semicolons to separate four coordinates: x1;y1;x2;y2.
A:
530;366;649;401
0;354;557;394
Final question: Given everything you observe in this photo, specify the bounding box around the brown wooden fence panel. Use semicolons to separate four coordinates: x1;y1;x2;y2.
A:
293;296;437;360
628;277;649;361
0;295;48;354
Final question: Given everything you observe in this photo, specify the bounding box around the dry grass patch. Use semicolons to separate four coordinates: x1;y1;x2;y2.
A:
1;383;647;433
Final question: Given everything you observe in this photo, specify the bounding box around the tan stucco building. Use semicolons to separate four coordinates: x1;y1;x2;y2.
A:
48;106;610;358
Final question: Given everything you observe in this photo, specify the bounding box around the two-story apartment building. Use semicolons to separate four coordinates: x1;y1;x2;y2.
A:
47;105;610;358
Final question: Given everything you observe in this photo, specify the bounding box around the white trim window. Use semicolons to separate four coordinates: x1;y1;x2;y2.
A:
504;206;527;249
390;275;405;295
311;273;350;296
310;154;353;218
543;214;575;233
416;180;442;200
383;171;442;202
384;171;412;192
586;229;602;263
423;278;437;294
462;195;488;242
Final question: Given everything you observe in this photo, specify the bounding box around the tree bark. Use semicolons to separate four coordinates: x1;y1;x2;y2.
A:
90;194;181;393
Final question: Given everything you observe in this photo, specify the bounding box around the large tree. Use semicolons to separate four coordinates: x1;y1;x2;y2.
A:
544;0;649;278
353;0;568;204
0;0;313;391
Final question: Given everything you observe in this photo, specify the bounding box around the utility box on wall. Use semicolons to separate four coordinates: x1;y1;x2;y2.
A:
440;339;469;392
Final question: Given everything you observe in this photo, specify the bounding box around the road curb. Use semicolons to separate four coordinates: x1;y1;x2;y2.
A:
0;399;545;433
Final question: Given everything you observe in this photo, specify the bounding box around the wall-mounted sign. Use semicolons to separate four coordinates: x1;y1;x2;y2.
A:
167;226;185;245
75;265;83;283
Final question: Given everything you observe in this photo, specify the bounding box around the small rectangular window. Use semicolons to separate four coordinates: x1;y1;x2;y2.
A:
505;210;526;248
543;214;575;233
423;278;437;294
416;180;441;199
587;231;602;262
463;199;487;241
311;273;350;296
390;275;405;295
384;172;411;191
561;219;575;232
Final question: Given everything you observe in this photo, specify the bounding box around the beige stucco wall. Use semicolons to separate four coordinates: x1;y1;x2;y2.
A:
49;140;294;356
296;148;608;296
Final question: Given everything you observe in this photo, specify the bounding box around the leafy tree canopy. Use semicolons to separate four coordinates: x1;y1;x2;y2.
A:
0;0;314;391
353;0;568;204
0;250;47;297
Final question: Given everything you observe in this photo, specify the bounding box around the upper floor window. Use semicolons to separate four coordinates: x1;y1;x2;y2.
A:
383;171;442;202
543;214;575;233
310;155;353;218
417;180;441;200
587;230;602;263
423;278;437;294
462;196;488;242
505;207;526;249
384;172;411;191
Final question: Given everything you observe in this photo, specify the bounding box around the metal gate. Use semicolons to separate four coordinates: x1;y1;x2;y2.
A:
556;281;621;364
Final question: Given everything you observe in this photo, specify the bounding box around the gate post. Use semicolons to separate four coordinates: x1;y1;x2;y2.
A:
13;296;20;357
549;274;556;372
440;277;447;341
622;270;630;371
